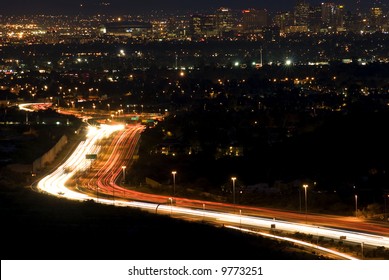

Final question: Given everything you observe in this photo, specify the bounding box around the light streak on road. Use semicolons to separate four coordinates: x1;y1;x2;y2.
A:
19;103;53;112
226;225;358;260
37;124;124;200
117;199;389;249
37;123;389;254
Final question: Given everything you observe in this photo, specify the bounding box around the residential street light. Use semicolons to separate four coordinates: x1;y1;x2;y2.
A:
303;184;308;222
122;166;126;183
172;171;177;196
231;177;237;204
355;194;358;218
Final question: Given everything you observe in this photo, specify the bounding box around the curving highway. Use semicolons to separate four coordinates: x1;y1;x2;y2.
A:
36;122;389;258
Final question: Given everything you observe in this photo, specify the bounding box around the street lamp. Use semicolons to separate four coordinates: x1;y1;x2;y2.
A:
355;194;358;218
122;166;126;183
172;171;177;196
231;177;237;204
303;184;308;222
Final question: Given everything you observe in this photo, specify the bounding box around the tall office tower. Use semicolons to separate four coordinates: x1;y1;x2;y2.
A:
273;11;294;34
334;5;345;31
321;2;344;31
370;7;384;31
294;0;310;26
165;16;189;39
343;10;363;33
202;15;218;37
215;7;235;36
191;15;203;39
308;4;323;33
242;9;268;33
190;14;218;39
166;17;178;39
321;2;335;26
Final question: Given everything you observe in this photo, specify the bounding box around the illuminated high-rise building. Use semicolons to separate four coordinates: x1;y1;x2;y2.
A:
273;11;294;34
321;2;336;25
191;15;203;38
241;9;268;33
370;7;384;30
215;7;234;36
308;4;323;33
321;2;345;31
294;0;310;26
190;14;218;39
343;10;363;33
335;5;345;31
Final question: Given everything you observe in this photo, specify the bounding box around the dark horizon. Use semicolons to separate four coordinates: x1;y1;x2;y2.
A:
0;0;378;16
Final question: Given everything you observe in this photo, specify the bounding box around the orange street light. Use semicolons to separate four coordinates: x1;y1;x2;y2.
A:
122;166;126;183
231;177;237;204
172;171;177;196
303;184;308;222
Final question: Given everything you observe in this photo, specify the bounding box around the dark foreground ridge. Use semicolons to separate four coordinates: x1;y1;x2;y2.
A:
0;186;327;260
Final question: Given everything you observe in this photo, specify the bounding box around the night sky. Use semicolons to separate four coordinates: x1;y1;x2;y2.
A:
0;0;375;15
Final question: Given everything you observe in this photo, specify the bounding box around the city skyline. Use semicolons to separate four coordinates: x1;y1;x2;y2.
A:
0;0;381;15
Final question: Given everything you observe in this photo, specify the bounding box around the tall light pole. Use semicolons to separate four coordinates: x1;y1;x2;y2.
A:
172;171;177;196
231;177;237;204
355;194;358;218
122;166;126;183
303;184;308;222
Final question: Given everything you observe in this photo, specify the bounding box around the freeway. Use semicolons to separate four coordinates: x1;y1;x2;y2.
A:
36;122;389;257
